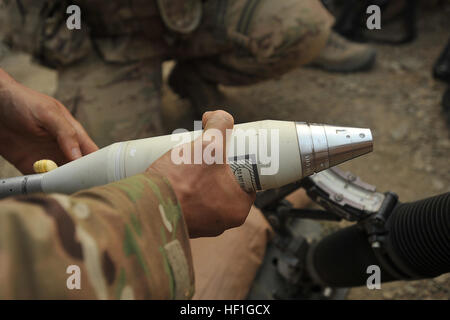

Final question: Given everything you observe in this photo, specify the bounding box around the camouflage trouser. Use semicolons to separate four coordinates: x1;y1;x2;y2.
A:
0;0;333;145
175;0;334;85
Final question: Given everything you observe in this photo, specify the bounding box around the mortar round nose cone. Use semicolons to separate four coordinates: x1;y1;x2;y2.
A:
324;126;373;167
296;123;373;177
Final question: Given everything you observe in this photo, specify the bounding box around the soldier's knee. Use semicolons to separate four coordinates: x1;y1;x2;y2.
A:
239;0;334;68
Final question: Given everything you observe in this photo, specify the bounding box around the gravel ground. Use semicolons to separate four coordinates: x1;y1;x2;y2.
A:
1;4;449;300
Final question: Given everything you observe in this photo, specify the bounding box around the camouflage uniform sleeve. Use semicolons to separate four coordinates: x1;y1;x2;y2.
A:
0;173;195;300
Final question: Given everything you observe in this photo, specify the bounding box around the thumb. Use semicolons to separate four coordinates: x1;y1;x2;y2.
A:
202;110;234;163
202;110;234;132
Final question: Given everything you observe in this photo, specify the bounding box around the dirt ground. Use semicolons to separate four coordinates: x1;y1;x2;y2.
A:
1;5;449;300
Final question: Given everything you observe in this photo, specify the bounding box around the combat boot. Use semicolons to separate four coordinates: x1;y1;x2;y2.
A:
168;62;224;116
311;31;376;73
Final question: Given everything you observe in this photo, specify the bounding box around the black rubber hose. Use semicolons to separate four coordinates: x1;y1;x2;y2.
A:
308;193;450;288
385;192;450;278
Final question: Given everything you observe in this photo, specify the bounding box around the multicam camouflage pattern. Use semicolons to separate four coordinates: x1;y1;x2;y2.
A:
0;0;89;68
0;0;334;73
0;0;168;65
74;0;162;37
74;0;169;64
174;0;334;85
0;173;194;299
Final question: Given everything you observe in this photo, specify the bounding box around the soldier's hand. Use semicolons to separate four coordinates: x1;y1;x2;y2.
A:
147;110;256;238
0;69;98;174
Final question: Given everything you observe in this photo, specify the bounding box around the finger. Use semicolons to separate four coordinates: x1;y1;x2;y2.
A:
202;110;234;162
75;122;99;155
68;117;99;154
202;110;234;128
39;106;83;161
202;111;213;127
59;103;99;154
202;110;234;130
